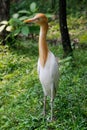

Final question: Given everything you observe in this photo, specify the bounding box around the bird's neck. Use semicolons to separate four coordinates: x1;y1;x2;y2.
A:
39;23;48;67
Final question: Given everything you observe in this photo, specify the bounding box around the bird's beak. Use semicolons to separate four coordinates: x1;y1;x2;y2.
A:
23;18;35;23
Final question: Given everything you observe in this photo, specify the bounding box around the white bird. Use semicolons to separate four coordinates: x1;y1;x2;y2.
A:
24;13;59;121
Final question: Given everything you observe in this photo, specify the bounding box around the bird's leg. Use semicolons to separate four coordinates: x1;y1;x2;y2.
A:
51;86;54;121
43;95;46;116
51;100;53;121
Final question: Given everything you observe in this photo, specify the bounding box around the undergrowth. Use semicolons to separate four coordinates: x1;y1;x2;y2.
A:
0;40;87;130
0;15;87;129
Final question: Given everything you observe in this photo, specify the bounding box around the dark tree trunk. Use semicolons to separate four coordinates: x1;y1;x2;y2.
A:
0;0;10;45
59;0;73;56
51;0;56;9
0;0;10;21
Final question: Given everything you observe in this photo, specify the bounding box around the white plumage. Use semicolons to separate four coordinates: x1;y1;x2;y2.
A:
38;51;59;97
24;13;59;121
38;51;59;121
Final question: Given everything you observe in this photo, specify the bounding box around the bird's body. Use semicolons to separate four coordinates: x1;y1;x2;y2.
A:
38;51;58;97
24;13;59;121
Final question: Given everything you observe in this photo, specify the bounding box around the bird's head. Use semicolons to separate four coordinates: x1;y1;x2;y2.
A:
24;13;48;26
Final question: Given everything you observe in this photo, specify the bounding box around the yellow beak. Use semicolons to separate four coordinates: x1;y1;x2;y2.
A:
23;18;35;23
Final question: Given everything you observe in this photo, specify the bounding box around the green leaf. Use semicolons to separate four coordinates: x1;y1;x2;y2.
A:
12;29;20;36
30;2;37;12
9;18;21;26
29;26;39;34
12;13;19;18
21;26;29;36
19;16;29;21
18;10;30;15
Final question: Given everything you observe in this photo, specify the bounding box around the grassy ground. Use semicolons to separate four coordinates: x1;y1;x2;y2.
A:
0;17;87;129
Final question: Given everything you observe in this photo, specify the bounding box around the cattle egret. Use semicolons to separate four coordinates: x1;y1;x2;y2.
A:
24;13;59;121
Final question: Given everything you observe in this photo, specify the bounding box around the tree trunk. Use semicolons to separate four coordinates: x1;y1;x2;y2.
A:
59;0;73;56
0;0;10;45
0;0;10;21
51;0;56;9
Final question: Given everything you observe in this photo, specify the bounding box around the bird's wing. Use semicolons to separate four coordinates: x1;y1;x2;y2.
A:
50;54;59;88
37;59;40;76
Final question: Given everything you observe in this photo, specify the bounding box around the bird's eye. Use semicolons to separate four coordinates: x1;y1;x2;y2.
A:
37;18;40;21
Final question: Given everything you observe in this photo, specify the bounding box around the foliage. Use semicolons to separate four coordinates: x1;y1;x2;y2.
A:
10;0;87;16
0;2;39;45
0;15;87;128
0;39;87;129
0;3;87;128
0;1;53;46
47;16;87;47
79;32;87;43
67;0;87;16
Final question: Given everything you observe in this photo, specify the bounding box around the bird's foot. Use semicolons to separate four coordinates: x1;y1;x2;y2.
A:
47;116;56;122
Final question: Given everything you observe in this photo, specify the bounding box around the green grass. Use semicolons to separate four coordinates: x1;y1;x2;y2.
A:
0;42;87;130
0;16;87;129
48;16;87;44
